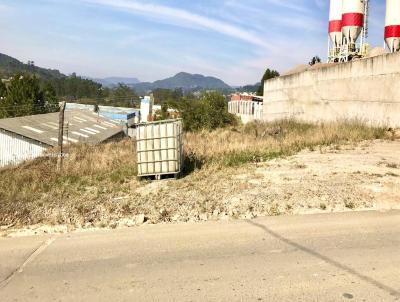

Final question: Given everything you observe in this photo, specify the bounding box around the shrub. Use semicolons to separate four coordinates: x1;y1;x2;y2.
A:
180;92;238;132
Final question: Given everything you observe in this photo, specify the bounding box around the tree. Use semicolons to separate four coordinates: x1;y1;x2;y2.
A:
309;56;321;66
2;74;44;117
108;83;138;107
0;80;6;98
0;81;7;118
180;92;237;131
0;74;59;118
153;88;183;105
257;68;280;96
42;82;58;113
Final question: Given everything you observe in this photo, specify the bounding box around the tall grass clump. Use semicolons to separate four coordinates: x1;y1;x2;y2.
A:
184;119;388;167
0;139;137;225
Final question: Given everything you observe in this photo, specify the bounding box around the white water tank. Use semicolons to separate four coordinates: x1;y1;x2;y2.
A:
136;119;183;178
385;0;400;52
140;96;154;123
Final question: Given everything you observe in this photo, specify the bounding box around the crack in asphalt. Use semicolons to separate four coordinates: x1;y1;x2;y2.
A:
247;220;400;298
0;237;56;290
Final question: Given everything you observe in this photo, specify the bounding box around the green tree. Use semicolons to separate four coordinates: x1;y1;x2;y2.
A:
0;80;6;98
2;74;44;118
257;68;280;96
153;88;183;105
0;81;7;118
181;92;237;131
108;84;138;107
42;82;58;112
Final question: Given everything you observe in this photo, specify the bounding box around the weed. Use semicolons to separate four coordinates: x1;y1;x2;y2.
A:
345;200;356;209
295;163;307;169
268;203;281;216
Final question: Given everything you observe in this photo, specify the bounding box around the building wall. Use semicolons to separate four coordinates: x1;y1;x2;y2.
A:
263;52;400;127
0;131;47;168
228;101;263;124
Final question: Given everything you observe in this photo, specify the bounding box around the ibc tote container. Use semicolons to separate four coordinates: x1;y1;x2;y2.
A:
136;119;183;179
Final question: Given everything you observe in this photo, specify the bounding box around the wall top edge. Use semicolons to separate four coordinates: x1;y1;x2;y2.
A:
266;51;400;84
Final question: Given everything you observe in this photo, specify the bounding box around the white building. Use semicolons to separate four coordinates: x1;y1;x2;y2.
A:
0;110;123;168
228;93;264;124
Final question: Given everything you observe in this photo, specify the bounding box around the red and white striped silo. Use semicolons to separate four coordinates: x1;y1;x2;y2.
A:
385;0;400;52
329;0;343;47
342;0;366;44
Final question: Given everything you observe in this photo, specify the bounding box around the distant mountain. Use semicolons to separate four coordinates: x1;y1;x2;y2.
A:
0;53;64;80
131;72;232;94
235;82;261;93
0;53;232;95
92;77;141;88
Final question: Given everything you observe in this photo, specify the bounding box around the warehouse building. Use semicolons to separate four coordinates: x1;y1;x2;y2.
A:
0;110;123;167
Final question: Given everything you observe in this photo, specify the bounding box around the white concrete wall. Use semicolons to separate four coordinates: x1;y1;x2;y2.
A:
0;131;47;167
263;52;400;127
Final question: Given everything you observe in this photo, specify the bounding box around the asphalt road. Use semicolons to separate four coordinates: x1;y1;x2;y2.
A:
1;211;399;302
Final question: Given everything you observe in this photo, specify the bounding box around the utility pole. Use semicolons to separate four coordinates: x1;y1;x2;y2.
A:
57;101;66;172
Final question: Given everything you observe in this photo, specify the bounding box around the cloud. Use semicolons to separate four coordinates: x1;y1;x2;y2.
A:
82;0;273;50
264;0;311;13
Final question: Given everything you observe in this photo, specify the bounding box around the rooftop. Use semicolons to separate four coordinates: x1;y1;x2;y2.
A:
0;110;123;146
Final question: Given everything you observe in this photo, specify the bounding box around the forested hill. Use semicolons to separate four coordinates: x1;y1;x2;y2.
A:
132;72;232;94
0;53;64;80
0;53;106;101
92;77;140;88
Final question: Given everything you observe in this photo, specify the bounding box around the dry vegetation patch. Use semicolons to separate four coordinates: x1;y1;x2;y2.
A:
185;119;387;167
0;119;393;232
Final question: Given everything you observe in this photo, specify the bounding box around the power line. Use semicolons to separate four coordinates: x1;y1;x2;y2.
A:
0;104;59;109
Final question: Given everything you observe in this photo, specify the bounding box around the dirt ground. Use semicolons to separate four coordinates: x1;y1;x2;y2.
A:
234;140;400;214
2;139;399;237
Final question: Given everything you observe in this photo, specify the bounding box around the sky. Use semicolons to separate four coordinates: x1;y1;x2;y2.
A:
0;0;386;86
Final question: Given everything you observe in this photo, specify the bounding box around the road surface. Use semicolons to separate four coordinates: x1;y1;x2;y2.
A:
1;211;399;301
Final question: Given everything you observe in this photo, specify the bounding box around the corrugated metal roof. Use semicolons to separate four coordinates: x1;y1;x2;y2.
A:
0;110;123;147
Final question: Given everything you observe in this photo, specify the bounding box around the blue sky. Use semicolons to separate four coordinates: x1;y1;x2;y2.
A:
0;0;386;85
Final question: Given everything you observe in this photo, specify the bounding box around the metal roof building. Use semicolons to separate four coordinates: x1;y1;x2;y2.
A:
0;110;124;167
65;103;140;125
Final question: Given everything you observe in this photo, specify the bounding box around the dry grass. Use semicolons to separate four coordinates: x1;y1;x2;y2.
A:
185;119;387;167
0;140;138;226
0;119;390;228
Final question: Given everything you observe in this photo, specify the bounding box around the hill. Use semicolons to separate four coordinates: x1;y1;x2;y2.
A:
132;72;232;94
0;53;233;95
0;53;64;80
92;77;140;88
235;83;261;93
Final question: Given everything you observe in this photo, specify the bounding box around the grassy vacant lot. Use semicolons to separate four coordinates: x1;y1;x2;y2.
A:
0;119;392;229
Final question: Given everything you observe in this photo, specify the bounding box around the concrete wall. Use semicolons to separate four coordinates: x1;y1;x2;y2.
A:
263;52;400;127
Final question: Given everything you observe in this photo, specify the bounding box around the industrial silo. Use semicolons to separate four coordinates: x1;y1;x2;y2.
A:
342;0;366;45
385;0;400;52
328;0;343;62
329;0;343;47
